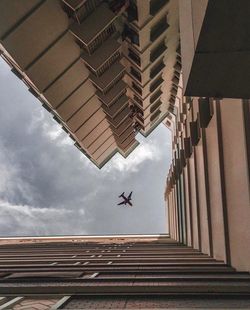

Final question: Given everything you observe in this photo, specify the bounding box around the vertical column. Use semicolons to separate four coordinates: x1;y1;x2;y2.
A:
219;98;250;271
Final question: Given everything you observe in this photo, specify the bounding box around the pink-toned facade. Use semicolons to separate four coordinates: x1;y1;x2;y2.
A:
165;0;250;274
0;0;250;308
0;0;179;168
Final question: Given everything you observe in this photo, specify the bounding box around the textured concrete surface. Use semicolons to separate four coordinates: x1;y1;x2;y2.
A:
63;296;250;309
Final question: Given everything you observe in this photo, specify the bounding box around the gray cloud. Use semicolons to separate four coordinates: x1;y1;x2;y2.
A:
0;58;172;236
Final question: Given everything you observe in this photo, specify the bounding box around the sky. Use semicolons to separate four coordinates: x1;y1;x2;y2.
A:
0;58;172;236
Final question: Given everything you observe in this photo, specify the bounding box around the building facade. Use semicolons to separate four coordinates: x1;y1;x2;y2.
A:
0;0;179;168
165;0;250;273
0;0;250;308
1;235;250;309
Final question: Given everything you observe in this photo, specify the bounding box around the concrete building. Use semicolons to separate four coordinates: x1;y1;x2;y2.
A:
1;235;250;309
0;0;250;308
164;0;250;275
0;0;179;168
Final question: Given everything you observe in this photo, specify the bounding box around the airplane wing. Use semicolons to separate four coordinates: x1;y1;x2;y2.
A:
128;191;133;199
119;192;125;198
117;201;126;205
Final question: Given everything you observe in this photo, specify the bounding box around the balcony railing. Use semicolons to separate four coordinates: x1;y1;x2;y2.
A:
88;23;116;54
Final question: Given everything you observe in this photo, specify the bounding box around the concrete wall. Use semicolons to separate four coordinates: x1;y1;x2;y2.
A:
220;99;250;271
166;96;250;272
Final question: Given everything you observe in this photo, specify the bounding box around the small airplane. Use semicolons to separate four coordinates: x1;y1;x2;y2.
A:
117;191;133;207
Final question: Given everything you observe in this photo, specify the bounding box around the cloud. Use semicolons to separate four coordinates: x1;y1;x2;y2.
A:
0;199;89;236
0;58;172;236
104;140;163;173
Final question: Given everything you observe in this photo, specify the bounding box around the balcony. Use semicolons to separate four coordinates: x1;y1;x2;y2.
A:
150;0;169;16
107;105;130;128
96;79;127;106
150;88;162;104
127;0;138;22
150;75;164;92
89;62;125;93
150;60;165;79
150;17;169;42
133;94;143;106
102;94;129;118
62;0;102;24
128;48;141;66
122;24;139;46
111;117;133;136
150;40;167;62
118;132;136;149
130;66;142;82
132;81;142;95
108;0;127;13
81;36;121;76
119;125;134;144
150;99;162;113
70;4;117;54
150;109;161;122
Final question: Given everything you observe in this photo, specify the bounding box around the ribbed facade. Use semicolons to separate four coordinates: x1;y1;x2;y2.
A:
0;0;250;307
0;236;250;308
0;0;179;168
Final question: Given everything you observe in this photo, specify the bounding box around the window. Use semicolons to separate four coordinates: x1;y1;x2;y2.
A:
137;114;144;124
132;82;142;95
168;103;177;115
150;0;169;16
128;48;141;66
150;75;164;92
174;61;181;72
150;60;165;78
150;16;169;42
133;94;143;106
184;137;192;158
150;40;167;62
190;119;200;146
198;97;214;128
127;0;138;22
122;24;139;46
150;99;162;113
130;66;141;82
150;109;161;122
150;89;162;104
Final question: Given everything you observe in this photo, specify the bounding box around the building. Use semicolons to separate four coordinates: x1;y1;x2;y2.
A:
0;0;179;168
0;0;250;308
165;0;250;273
1;235;250;309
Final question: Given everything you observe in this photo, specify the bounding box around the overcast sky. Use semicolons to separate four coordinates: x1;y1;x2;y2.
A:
0;58;172;236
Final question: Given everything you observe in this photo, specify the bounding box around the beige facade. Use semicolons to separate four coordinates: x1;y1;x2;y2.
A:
1;235;250;308
165;0;250;273
0;0;250;306
0;0;179;168
165;90;250;270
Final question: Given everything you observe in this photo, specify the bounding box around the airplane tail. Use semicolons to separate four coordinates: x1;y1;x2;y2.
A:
119;192;125;198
